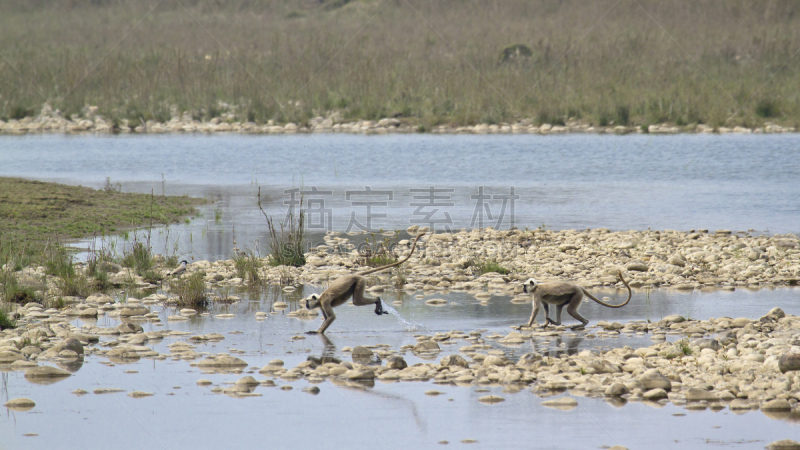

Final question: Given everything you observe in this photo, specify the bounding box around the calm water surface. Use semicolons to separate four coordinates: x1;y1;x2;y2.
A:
0;133;798;260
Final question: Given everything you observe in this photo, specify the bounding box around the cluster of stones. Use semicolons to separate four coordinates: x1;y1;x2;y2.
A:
196;309;800;416
1;105;795;135
6;228;798;310
2;271;800;419
2;228;798;321
244;227;797;294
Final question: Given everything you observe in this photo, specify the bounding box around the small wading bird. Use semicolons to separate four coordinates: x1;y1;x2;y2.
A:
166;260;189;278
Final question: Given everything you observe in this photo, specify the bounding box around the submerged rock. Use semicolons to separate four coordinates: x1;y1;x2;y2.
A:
478;395;505;404
3;398;35;411
197;355;248;367
541;397;578;410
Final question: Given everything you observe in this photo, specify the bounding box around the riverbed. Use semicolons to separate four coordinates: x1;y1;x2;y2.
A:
1;133;799;449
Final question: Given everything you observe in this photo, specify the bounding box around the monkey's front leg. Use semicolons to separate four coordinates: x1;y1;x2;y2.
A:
312;303;336;334
374;298;388;315
524;298;542;327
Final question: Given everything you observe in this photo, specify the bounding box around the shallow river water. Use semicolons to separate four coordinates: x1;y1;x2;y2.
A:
2;286;800;450
1;133;799;449
1;133;799;261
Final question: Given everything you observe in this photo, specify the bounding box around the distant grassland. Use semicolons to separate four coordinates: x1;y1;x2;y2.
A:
1;0;799;129
0;177;202;243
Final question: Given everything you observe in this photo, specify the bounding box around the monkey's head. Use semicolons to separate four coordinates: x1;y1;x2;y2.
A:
303;294;320;310
522;278;540;293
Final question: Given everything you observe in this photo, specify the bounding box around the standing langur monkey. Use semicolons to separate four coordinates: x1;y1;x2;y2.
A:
521;271;632;329
303;232;426;334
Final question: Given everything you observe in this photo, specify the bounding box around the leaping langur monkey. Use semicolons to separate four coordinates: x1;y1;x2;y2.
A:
303;232;426;334
521;271;632;329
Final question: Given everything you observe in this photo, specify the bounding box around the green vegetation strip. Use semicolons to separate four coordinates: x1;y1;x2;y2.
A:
1;1;798;129
0;177;203;242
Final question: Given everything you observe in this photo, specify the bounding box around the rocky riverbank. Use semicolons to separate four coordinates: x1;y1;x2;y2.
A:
187;227;798;293
3;227;799;307
1;107;796;136
2;226;800;424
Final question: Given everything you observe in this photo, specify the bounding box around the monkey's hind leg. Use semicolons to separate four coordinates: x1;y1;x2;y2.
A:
350;276;388;315
542;303;558;328
566;298;589;329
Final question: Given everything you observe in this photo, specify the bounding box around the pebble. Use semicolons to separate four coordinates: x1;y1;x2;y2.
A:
478;395;505;404
541;397;578;410
128;391;154;398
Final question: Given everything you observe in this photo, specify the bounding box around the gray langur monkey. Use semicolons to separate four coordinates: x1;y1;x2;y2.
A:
303;232;426;334
521;271;632;329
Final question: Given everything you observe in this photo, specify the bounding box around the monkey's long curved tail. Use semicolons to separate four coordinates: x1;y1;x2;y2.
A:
583;271;632;308
355;232;426;276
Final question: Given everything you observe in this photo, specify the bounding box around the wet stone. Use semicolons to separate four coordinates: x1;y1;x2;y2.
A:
94;388;125;394
778;352;800;374
639;369;672;391
766;440;800;450
386;356;408;370
643;388;668;400
24;366;71;380
440;354;469;368
128;391;154;398
761;399;792;411
236;376;259;386
478;395;505;404
197;355;248;367
604;383;628;397
302;386;320;395
413;340;441;353
4;398;35;411
541;397;578;410
685;388;717;402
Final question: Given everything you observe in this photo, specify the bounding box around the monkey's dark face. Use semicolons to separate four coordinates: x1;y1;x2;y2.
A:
304;294;320;310
522;278;539;293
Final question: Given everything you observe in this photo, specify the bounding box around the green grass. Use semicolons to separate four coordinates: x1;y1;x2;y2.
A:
170;272;207;307
366;255;398;267
0;178;201;300
477;259;510;275
676;340;694;356
259;188;306;267
0;1;798;128
0;178;203;244
0;269;40;305
0;308;15;330
233;250;263;286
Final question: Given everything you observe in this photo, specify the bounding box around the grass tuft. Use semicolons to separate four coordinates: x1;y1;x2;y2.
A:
258;188;306;267
476;259;510;275
233;249;263;286
0;308;15;330
170;272;207;307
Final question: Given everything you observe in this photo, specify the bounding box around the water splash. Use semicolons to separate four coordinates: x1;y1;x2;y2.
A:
382;304;429;332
